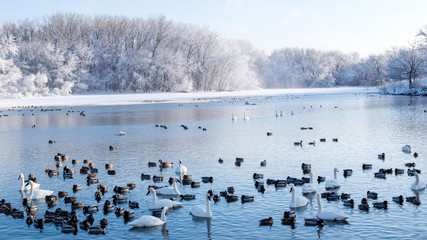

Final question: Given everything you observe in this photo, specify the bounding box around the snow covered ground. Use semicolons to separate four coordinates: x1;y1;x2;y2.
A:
0;87;378;109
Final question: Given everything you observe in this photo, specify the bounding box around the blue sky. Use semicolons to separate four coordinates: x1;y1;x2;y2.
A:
1;0;426;57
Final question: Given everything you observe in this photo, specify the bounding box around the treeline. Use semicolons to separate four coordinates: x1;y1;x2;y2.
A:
0;14;426;97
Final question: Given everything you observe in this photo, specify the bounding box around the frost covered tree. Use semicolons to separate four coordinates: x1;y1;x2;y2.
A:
0;35;22;97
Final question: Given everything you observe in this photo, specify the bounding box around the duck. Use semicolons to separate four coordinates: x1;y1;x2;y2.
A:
374;172;386;179
129;201;140;209
343;199;355;208
124;210;136;221
116;131;127;136
28;180;53;200
88;225;106;234
260;160;267;166
129;206;168;228
190;194;212;218
378;153;385;160
289;184;308;209
411;172;426;191
393;195;404;205
156;178;180;196
179;194;196;200
373;201;388;209
358;198;370;211
259;217;273;226
158;160;173;168
147;187;183;210
232;114;237;121
367;191;378;199
305;218;325;226
175;160;188;174
325;168;340;190
19;173;40;192
302;172;316;195
241;195;255;203
316;192;349;221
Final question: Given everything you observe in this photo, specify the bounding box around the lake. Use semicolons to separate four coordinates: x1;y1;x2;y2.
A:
0;92;426;239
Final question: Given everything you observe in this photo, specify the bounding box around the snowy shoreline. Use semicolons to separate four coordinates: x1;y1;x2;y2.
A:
0;87;378;109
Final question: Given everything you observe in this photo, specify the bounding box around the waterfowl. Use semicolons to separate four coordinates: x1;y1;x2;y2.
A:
227;186;235;194
406;196;421;205
107;170;116;175
243;113;249;121
373;201;388;209
112;194;127;204
147;188;183;210
301;163;311;171
129;201;140;209
64;196;77;204
320;138;326;142
367;191;378;199
124;210;136;221
280;110;284;116
302;172;316;195
218;158;224;164
343;199;355;208
275;110;279;117
316;193;349;221
253;173;263;179
294;141;303;146
378;153;385;160
413;152;418;158
141;173;151;180
88;225;105;234
343;169;353;177
358;198;370;211
325;168;340;190
408;168;421;176
405;162;416;167
213;195;221;202
71;202;83;209
282;214;296;226
241;195;255;203
28;180;53;200
374;172;386;179
180;194;196;200
103;200;115;213
116;131;127;136
129;206;168;228
19;173;40;192
411;172;426;191
158;160;173;168
175;160;188;174
289;184;308;209
83;205;99;214
156;178;180;196
202;176;214;183
327;193;340;201
190;194;212;218
341;193;351;199
266;132;272;136
232;114;237;121
226;195;239;202
114;186;130;194
393;195;404;205
115;207;125;216
395;168;405;175
153;175;164;182
362;164;372;170
259;217;273;226
260;160;267;166
305;218;325;226
317;176;326;183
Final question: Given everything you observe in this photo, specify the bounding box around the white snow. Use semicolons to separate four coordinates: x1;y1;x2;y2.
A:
0;87;378;109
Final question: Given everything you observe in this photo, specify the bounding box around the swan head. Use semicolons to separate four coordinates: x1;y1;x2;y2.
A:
146;187;155;195
19;173;24;180
334;168;339;173
206;194;211;201
289;184;295;192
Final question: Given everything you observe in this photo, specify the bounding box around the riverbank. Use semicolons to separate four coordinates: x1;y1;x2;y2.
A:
0;87;378;109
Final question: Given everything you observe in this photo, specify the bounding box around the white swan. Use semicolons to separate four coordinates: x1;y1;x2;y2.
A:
147;187;183;210
190;194;212;218
175;160;188;175
156;178;180;196
316;192;348;221
129;206;168;228
325;168;340;190
243;113;249;121
302;172;316;194
232;114;237;121
18;173;39;192
275;110;279;117
289;184;308;209
411;172;426;191
28;180;53;200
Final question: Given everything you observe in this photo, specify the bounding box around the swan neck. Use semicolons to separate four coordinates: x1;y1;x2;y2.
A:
291;186;295;204
206;195;211;216
152;189;157;204
173;179;180;195
310;172;313;183
20;177;25;191
29;182;34;199
317;194;323;213
161;208;167;222
415;174;419;186
334;169;337;180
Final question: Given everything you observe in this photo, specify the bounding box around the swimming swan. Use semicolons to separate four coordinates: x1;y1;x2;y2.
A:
175;160;188;175
325;168;340;190
232;114;237;121
129;207;168;228
302;172;316;194
28;180;53;200
243;113;249;121
411;172;426;191
18;173;39;192
147;187;183;210
289;184;308;209
156;178;181;196
316;192;348;221
190;194;212;218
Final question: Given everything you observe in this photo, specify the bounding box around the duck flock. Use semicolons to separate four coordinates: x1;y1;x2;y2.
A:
0;103;426;237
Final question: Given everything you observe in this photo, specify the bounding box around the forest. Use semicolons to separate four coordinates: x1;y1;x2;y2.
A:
0;14;426;97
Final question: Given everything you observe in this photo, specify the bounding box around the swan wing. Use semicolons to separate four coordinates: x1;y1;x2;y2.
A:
129;216;163;227
317;211;348;221
190;205;208;217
